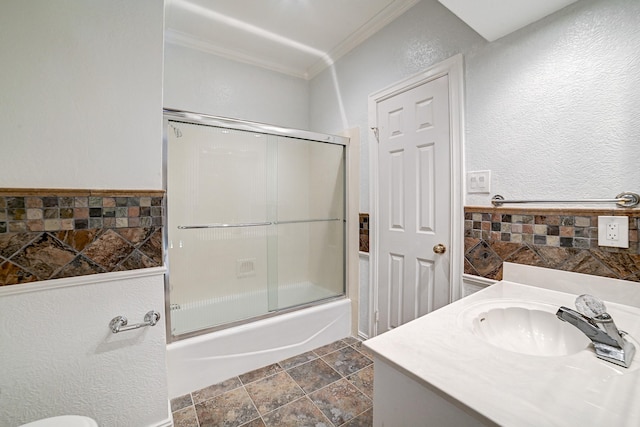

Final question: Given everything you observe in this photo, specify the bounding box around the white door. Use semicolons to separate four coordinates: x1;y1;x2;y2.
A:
375;74;451;335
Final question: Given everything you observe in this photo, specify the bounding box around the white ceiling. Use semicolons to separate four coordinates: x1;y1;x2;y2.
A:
164;0;420;80
437;0;578;42
165;0;581;79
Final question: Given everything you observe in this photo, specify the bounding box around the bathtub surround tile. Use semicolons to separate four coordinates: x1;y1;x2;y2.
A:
465;207;640;282
0;189;165;286
173;337;374;427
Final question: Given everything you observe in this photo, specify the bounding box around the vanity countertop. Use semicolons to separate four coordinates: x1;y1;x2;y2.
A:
364;280;640;426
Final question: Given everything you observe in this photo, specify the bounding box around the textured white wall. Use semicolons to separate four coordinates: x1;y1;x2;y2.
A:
0;1;169;425
0;272;169;427
0;0;164;190
309;0;640;210
164;43;310;129
465;0;640;205
309;0;485;211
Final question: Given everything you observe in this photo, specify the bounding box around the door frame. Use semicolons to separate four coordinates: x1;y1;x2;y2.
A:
367;54;465;337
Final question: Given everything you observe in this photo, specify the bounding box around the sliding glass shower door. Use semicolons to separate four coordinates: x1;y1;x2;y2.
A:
165;116;345;338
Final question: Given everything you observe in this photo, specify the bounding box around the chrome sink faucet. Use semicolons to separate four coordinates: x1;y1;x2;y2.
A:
556;294;636;368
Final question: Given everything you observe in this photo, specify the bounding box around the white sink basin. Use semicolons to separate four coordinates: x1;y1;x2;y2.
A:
462;300;591;357
367;274;640;427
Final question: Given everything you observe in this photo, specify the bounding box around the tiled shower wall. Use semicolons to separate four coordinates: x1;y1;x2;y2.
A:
0;189;164;286
464;207;640;282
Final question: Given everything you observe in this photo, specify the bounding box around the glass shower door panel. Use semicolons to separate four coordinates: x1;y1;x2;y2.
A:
275;138;345;221
276;220;344;310
167;122;271;335
273;136;345;311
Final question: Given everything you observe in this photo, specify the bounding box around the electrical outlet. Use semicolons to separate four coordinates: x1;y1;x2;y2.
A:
598;216;628;248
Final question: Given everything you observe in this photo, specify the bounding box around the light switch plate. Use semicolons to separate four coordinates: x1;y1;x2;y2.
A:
467;170;491;194
598;216;629;248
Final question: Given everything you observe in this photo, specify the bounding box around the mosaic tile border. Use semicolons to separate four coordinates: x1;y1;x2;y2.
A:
464;207;640;282
0;189;164;286
0;189;163;234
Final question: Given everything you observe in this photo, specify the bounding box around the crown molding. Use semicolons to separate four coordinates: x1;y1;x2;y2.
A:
305;0;420;79
164;29;309;80
165;0;420;81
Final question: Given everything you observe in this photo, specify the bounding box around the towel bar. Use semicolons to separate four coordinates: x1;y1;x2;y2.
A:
491;192;639;208
109;310;161;334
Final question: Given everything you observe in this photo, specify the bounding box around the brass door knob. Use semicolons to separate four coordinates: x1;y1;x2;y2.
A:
433;243;446;254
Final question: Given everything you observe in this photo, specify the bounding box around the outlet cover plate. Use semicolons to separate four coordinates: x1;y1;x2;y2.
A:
598;216;629;248
467;170;491;194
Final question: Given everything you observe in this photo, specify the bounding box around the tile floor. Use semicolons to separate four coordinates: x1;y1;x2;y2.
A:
170;337;375;427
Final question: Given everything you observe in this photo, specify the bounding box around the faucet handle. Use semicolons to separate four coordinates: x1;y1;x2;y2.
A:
576;294;628;348
575;294;607;318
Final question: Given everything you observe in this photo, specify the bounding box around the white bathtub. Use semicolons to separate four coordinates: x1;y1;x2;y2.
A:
166;298;351;398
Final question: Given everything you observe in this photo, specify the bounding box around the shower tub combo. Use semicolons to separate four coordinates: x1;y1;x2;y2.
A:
162;110;351;397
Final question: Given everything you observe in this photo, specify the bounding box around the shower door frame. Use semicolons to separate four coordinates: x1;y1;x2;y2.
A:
162;108;350;343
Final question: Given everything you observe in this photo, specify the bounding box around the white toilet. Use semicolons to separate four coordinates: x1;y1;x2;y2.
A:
20;415;98;427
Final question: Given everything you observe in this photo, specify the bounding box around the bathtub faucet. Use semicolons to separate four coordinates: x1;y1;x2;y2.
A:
556;294;635;368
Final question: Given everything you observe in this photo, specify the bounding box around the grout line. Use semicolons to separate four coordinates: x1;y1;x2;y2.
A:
241;383;262;427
